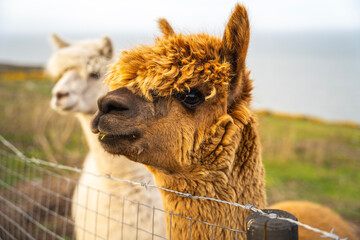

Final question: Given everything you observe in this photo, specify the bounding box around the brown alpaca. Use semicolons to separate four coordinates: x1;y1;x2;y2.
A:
91;4;357;240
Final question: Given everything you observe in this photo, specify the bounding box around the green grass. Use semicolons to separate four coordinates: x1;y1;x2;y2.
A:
0;79;359;227
258;114;360;224
0;80;87;166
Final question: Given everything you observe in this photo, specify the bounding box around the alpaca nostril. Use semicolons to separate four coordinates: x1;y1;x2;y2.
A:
99;96;130;114
106;101;129;114
56;92;69;100
96;88;138;115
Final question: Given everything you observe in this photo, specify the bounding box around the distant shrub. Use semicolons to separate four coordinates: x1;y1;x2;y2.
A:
0;70;49;82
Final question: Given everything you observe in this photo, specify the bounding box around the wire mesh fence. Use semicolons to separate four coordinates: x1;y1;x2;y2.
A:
0;135;348;240
0;149;247;240
0;149;75;240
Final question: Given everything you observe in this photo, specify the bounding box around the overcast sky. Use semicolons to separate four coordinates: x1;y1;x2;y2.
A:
0;0;359;122
1;0;359;35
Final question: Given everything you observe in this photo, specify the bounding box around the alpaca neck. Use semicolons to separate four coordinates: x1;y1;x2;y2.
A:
149;117;266;240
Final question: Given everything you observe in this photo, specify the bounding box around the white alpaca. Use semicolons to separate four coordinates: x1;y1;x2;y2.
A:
47;34;166;240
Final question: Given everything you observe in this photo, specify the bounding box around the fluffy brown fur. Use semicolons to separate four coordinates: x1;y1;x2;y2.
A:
93;5;265;239
92;4;357;240
106;33;231;101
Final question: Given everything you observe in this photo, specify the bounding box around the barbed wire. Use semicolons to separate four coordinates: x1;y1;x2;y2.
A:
0;134;348;240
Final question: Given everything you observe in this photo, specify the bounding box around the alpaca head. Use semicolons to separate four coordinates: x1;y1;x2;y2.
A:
92;5;253;177
47;34;113;114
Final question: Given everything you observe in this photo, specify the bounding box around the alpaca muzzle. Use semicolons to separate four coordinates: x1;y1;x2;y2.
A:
91;87;146;135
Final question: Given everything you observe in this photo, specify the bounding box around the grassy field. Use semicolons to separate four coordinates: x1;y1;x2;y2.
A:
0;77;359;229
259;112;360;224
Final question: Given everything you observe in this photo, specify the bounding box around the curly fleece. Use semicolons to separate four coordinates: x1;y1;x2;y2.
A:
102;5;264;240
101;4;357;240
105;33;231;100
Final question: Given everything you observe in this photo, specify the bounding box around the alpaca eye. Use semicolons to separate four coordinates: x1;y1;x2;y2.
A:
174;88;204;108
89;72;100;79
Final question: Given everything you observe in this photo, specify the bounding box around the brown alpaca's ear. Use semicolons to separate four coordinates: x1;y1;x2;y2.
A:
158;18;175;37
50;34;69;49
221;4;250;76
99;36;113;59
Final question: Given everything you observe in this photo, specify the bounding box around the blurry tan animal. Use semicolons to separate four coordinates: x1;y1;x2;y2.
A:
47;35;166;240
270;201;358;240
90;5;358;240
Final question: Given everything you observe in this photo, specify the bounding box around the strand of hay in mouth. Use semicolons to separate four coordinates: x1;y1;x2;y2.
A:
100;134;137;140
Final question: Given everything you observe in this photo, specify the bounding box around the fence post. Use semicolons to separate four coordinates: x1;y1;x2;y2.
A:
246;209;298;240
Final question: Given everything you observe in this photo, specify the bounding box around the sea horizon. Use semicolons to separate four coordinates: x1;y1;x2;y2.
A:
1;30;359;123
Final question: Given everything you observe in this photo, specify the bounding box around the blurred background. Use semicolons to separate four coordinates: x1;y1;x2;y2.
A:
1;0;359;122
0;0;359;234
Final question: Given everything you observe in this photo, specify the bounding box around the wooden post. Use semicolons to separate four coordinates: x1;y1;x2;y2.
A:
246;209;298;240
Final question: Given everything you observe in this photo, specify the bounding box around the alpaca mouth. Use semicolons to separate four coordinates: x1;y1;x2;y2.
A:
52;98;78;112
98;131;141;143
62;104;77;111
97;130;142;155
52;104;77;114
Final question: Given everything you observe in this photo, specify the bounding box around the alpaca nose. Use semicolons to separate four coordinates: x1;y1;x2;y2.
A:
91;88;139;134
55;91;69;100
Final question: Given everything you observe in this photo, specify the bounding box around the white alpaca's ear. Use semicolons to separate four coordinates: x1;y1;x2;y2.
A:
221;4;250;75
99;36;113;59
50;34;69;49
158;18;175;37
